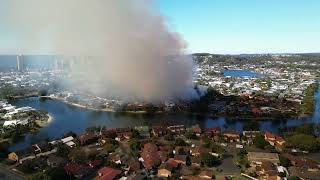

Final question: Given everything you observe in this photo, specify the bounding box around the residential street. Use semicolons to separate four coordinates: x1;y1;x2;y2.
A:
0;167;25;180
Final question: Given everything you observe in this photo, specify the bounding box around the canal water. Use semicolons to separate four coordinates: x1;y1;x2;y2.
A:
223;70;265;77
8;89;320;151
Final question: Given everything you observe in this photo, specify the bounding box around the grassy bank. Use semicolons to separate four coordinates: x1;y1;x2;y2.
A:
300;83;319;115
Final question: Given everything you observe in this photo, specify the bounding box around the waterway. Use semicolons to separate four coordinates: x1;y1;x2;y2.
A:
223;70;265;77
8;89;320;151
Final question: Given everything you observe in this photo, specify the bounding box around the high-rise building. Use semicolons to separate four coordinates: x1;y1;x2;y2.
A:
54;57;59;70
53;56;65;70
16;54;23;71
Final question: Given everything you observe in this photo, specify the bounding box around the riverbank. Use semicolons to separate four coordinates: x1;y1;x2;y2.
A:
300;83;320;115
7;93;39;100
41;96;307;121
41;96;152;114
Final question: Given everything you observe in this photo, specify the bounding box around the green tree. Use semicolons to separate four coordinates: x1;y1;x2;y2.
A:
27;172;49;180
185;132;198;140
174;138;187;146
200;153;219;167
279;155;292;168
301;83;319;115
129;139;141;154
0;142;9;159
164;133;174;141
186;156;192;166
106;131;117;139
288;176;300;180
202;136;212;148
131;129;140;139
103;144;118;154
70;149;87;163
38;89;48;96
56;143;70;158
286;134;320;152
46;167;68;180
253;135;269;149
294;124;314;135
145;104;158;114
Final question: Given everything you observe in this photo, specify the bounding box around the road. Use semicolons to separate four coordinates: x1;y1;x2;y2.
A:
217;153;241;174
0;167;25;180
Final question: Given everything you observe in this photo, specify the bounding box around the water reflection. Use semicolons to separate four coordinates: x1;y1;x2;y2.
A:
8;89;320;151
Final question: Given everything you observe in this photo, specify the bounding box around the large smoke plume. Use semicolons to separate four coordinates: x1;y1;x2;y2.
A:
0;0;196;101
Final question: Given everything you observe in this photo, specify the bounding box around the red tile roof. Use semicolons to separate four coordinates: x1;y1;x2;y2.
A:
64;163;83;174
193;127;202;134
129;161;141;172
282;153;319;169
140;143;161;169
97;167;122;180
206;127;221;133
166;158;179;169
79;132;98;145
88;160;101;168
223;130;240;137
264;131;275;140
260;161;278;176
191;147;211;155
152;126;166;136
199;170;213;179
264;131;285;144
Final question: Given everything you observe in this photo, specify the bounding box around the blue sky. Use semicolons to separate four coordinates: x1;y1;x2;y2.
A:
156;0;320;54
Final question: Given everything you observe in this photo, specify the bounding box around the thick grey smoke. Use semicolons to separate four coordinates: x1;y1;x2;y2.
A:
0;0;195;101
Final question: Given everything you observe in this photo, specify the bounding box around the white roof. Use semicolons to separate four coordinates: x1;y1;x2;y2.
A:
49;140;57;145
6;111;18;115
16;107;34;111
3;106;15;110
19;119;29;125
3;120;18;126
65;141;75;147
61;136;74;143
3;119;28;126
277;166;285;173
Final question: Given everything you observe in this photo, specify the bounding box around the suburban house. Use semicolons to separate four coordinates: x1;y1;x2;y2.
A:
152;126;167;137
199;170;214;179
96;166;122;180
64;162;90;179
140;143;161;170
167;125;185;134
282;153;320;172
174;155;187;165
8;152;20;162
247;152;280;165
95;167;122;180
255;161;281;180
47;155;67;168
264;131;285;147
60;136;76;148
157;165;173;177
134;126;150;138
79;132;98;146
8;149;32;162
205;126;221;137
223;129;240;142
190;147;211;156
